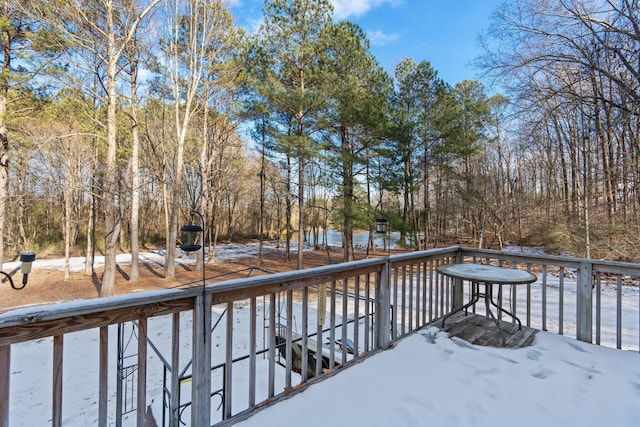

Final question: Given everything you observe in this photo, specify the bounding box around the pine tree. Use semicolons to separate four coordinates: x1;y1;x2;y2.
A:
255;0;333;269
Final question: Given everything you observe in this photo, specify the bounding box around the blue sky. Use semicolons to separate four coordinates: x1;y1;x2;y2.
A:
230;0;503;86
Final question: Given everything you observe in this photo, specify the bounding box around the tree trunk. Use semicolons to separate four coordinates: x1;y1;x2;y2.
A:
341;125;354;262
0;17;8;269
258;119;266;263
165;128;185;279
99;0;160;295
85;67;100;277
85;173;96;277
100;9;121;297
297;149;304;269
129;50;141;282
0;86;8;270
285;155;292;262
64;175;72;281
196;100;211;273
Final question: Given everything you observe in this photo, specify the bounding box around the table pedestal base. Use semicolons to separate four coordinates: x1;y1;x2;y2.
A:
441;282;523;347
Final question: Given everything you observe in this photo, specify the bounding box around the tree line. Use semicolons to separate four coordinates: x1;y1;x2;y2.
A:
478;0;640;260
1;0;638;295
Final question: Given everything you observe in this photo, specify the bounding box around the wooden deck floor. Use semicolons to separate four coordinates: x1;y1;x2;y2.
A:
430;311;538;348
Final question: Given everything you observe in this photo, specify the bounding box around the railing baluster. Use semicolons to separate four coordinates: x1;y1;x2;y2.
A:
511;282;517;325
0;345;9;427
526;264;532;328
559;267;565;335
542;265;547;331
301;288;309;382
364;273;370;353
249;297;257;407
418;262;423;328
316;285;324;377
415;261;421;327
434;260;440;319
285;291;293;388
341;278;348;364
420;262;425;325
99;326;108;427
52;335;63;427
329;282;336;369
437;261;442;318
408;264;413;333
444;266;450;316
353;276;360;357
392;265;398;340
617;275;623;349
268;293;276;398
496;284;502;319
401;265;407;336
428;260;434;322
225;302;234;418
170;312;180;426
595;274;601;346
137;318;147;427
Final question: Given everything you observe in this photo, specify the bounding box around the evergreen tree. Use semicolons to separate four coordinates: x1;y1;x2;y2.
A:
256;0;333;269
322;20;392;260
389;58;442;247
0;0;62;267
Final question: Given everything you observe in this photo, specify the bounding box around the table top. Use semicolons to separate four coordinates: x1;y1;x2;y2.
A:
436;263;537;285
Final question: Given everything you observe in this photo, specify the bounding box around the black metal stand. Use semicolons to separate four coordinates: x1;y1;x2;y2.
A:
0;270;25;290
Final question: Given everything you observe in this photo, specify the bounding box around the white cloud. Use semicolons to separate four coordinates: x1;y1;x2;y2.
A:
330;0;402;20
366;29;401;46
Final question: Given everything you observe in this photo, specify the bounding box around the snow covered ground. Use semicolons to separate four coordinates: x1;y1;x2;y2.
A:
2;241;282;273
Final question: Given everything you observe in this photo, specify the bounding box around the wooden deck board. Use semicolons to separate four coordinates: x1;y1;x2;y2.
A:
430;312;538;349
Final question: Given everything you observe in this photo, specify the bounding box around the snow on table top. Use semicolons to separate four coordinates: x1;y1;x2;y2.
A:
437;263;537;284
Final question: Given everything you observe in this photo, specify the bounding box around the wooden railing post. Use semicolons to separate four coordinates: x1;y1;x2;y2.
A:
577;261;593;343
137;318;148;427
192;293;212;427
452;247;464;310
52;335;63;427
451;277;464;311
375;259;391;349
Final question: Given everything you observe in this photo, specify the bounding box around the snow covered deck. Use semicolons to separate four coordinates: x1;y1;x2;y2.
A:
235;317;640;427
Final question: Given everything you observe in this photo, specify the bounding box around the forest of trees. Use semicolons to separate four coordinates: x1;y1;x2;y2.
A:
1;0;639;294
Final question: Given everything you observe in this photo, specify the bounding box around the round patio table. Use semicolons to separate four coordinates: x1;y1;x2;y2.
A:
436;263;537;345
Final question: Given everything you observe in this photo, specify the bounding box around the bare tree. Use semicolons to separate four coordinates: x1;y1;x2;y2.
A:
478;0;640;256
26;0;160;295
124;36;144;282
162;0;236;278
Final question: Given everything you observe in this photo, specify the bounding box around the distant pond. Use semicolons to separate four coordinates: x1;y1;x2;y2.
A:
307;229;399;249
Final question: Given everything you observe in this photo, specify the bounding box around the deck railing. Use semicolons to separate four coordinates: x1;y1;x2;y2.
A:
0;246;638;426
